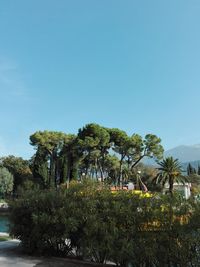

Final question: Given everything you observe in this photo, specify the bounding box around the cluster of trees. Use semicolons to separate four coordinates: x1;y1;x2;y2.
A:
3;124;199;265
0;156;32;197
0;123;194;196
9;181;200;266
187;163;200;176
29;123;164;189
187;163;200;196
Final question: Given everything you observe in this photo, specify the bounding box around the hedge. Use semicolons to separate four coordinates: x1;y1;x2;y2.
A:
9;180;200;266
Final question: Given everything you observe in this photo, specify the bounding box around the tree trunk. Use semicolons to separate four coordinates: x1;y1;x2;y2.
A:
66;153;72;188
61;156;68;184
49;152;56;188
95;158;98;180
119;157;124;189
130;155;145;170
169;177;173;195
138;176;148;192
98;159;104;183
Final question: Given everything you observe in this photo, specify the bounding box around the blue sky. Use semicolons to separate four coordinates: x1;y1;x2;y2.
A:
0;0;200;159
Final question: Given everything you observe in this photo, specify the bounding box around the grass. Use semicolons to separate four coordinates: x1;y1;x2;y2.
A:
0;235;11;242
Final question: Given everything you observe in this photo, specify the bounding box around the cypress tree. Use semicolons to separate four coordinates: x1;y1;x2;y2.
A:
187;163;193;176
193;166;197;174
198;164;200;175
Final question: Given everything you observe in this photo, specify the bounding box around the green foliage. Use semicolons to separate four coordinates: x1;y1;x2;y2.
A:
143;134;164;160
9;181;200;265
60;134;80;184
133;163;161;191
0;156;32;193
9;187;70;255
30;147;49;188
30;131;66;153
77;123;111;181
0;235;11;242
108;128;163;187
155;157;187;194
30;131;70;188
187;163;197;176
104;155;120;184
28;124;164;189
0;167;13;197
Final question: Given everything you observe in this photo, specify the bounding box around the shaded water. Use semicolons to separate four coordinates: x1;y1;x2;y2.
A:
0;214;9;233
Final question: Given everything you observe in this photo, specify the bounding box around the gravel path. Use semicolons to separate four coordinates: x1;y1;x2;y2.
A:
0;240;110;267
0;240;41;267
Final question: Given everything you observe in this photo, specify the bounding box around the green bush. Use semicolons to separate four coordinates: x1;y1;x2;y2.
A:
0;167;13;198
9;180;200;266
9;187;70;255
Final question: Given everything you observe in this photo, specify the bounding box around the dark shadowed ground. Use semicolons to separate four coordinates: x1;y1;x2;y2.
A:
0;240;112;267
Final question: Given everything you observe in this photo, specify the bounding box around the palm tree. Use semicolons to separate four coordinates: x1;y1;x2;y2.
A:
155;157;186;195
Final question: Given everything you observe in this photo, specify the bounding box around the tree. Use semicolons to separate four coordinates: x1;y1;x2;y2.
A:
132;163;160;191
30;131;67;187
109;129;164;188
103;155;120;185
0;156;32;193
187;163;192;176
198;164;200;175
59;134;80;186
77;124;111;181
29;125;164;189
187;163;196;176
187;173;200;196
30;147;49;188
155;157;186;195
0;167;14;197
130;134;164;169
109;128;131;187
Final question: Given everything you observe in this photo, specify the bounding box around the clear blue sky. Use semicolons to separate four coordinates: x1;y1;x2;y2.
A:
0;0;200;159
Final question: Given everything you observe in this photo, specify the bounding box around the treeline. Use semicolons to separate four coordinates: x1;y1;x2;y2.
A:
9;181;200;266
2;123;200;197
1;123;164;196
29;123;163;188
187;162;200;175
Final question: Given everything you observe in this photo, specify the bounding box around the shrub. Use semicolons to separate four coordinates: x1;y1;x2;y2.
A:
0;167;13;197
9;180;200;265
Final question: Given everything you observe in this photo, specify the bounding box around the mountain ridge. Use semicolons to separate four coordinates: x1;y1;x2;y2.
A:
165;144;200;163
144;144;200;166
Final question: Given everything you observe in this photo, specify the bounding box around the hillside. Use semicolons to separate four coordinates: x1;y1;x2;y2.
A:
165;145;200;163
144;144;200;167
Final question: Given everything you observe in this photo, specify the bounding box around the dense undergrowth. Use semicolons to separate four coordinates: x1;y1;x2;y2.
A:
9;180;200;267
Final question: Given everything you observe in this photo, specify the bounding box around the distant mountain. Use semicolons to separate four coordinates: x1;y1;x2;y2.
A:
181;160;200;172
165;145;200;163
144;144;200;167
